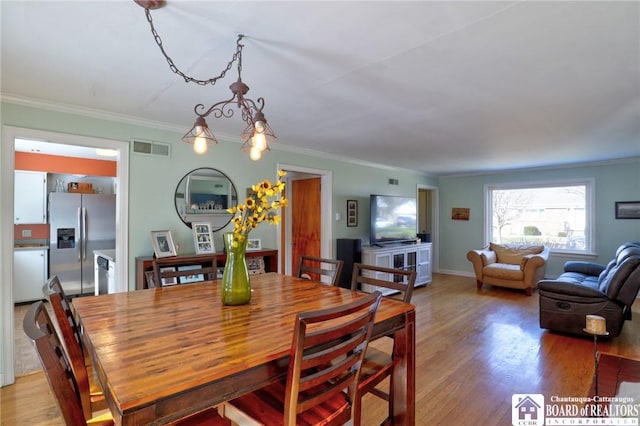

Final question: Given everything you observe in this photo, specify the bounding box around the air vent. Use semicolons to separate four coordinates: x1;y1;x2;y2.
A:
132;139;171;157
388;178;399;185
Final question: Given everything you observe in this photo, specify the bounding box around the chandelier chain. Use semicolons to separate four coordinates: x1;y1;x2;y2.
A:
144;8;243;86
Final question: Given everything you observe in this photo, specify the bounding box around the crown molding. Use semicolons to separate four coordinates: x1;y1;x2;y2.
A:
1;94;430;176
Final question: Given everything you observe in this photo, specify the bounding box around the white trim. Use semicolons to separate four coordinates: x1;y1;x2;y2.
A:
417;184;440;273
277;163;332;276
1;126;129;386
483;177;596;255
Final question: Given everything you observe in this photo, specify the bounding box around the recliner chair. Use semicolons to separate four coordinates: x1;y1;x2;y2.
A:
538;242;640;337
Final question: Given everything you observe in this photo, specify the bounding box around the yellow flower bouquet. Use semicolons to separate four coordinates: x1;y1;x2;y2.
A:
221;170;288;305
227;170;288;244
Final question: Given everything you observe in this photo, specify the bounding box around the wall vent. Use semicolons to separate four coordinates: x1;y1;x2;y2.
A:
132;139;171;157
388;178;399;185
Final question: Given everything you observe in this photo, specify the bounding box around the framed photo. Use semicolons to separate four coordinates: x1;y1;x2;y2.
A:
451;207;470;221
159;267;177;286
347;200;358;227
145;271;156;288
247;238;262;251
615;201;640;219
178;265;205;284
192;222;215;254
150;230;177;258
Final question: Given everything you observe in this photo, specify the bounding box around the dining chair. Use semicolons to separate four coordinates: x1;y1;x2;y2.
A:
296;255;344;286
42;275;106;420
151;255;217;288
23;301;231;426
221;290;383;426
350;263;417;426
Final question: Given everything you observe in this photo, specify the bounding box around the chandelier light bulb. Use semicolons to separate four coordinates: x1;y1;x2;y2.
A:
252;130;267;152
193;135;208;154
249;145;262;161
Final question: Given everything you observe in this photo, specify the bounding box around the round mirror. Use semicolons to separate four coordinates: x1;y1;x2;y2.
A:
174;167;238;230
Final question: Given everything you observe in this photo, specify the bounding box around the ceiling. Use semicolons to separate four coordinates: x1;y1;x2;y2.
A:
2;1;639;175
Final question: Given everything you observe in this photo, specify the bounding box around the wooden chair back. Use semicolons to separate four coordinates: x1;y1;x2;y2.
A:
296;255;344;286
287;290;383;424
350;263;416;425
23;301;90;425
151;255;217;288
42;275;94;420
351;263;417;303
223;291;383;425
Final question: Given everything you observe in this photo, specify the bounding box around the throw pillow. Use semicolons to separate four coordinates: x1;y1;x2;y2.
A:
490;243;543;266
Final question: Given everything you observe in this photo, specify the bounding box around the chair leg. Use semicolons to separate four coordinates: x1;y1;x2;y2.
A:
476;280;483;289
352;391;363;426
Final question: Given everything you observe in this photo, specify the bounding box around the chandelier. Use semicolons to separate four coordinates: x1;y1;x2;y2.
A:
136;1;276;160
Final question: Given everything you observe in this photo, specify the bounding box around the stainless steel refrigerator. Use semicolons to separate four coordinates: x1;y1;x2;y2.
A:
49;192;116;296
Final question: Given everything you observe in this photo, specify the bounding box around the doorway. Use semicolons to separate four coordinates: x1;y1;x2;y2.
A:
277;164;332;275
1;126;130;386
418;184;439;273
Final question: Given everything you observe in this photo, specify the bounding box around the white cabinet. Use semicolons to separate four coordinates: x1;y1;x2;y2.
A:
361;243;432;293
13;248;48;303
15;171;47;223
416;244;432;284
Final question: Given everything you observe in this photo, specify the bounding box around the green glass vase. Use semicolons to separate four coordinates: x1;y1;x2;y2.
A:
221;233;251;305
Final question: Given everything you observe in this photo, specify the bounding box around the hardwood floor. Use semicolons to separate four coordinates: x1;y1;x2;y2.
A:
2;273;639;425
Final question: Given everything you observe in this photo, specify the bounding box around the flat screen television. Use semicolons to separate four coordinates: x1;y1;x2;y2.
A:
370;194;417;245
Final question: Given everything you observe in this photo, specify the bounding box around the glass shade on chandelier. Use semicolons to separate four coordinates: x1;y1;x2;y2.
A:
182;117;218;154
241;112;276;161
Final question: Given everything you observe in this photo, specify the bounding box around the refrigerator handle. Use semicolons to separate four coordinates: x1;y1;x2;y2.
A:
77;207;82;261
82;207;88;261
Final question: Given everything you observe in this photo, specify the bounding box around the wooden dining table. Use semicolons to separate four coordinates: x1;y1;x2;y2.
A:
72;273;416;425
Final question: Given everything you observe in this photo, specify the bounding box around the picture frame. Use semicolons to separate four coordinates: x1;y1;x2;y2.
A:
178;265;205;284
145;271;156;288
347;200;358;227
615;201;640;219
451;207;470;221
247;238;262;251
159;267;177;286
192;222;215;254
150;230;177;258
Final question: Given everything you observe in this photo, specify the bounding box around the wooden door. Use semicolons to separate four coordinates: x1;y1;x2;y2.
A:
291;178;321;278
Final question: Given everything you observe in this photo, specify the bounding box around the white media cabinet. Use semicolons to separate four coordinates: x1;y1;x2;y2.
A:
361;242;432;295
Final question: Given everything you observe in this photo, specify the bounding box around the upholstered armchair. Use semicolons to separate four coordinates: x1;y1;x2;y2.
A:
467;243;550;295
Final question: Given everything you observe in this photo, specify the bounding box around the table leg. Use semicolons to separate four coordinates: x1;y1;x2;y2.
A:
391;310;416;425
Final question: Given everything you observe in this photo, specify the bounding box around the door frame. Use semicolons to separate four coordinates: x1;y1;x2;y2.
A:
277;163;332;276
1;126;130;386
417;184;439;273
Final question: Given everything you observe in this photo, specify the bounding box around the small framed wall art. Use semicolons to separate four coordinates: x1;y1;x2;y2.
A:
347;200;358;227
150;230;177;258
451;207;470;221
615;201;640;219
192;222;215;254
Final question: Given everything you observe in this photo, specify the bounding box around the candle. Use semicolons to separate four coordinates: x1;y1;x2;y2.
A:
586;315;607;335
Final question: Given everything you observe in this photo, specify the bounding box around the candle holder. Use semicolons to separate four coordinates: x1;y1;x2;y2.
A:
584;315;608;397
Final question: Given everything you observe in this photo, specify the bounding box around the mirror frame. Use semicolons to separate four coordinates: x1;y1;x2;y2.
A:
174;167;238;230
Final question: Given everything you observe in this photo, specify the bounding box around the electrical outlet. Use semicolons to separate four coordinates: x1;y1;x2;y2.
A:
21;229;32;237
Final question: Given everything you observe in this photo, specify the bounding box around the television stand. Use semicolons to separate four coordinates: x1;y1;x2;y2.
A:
361;242;432;289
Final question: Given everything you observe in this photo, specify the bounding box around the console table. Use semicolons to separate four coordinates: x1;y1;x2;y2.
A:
361;242;432;292
135;249;278;290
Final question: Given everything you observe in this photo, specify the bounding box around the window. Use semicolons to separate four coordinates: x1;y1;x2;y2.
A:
485;179;594;254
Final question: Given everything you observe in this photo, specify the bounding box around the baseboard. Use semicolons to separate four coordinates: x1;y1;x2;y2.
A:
436;269;475;278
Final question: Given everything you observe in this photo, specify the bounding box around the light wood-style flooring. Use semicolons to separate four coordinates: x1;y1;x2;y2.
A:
2;273;639;425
